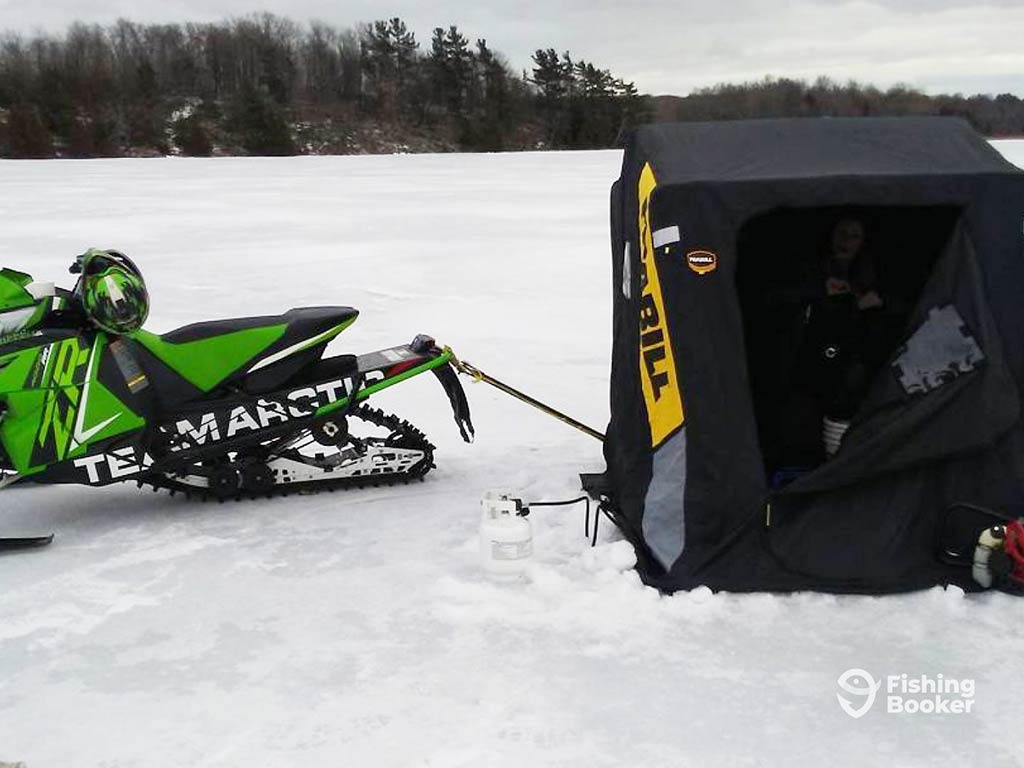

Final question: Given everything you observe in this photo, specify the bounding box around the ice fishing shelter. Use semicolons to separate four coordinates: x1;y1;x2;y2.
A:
603;117;1024;593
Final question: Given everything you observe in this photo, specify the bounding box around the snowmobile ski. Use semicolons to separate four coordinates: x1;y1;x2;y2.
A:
0;534;54;551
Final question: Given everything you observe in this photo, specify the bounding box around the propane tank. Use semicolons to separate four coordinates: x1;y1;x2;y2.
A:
479;491;533;577
972;525;1006;589
823;416;850;458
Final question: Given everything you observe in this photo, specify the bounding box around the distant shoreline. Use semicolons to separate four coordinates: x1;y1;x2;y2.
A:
3;16;1022;159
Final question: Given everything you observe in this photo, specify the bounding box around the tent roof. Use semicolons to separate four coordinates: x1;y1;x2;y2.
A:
630;117;1021;184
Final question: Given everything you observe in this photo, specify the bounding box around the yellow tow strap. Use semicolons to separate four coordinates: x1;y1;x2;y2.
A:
446;348;605;442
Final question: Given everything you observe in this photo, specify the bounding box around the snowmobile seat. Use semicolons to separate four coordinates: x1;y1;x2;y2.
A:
159;306;358;345
131;306;359;396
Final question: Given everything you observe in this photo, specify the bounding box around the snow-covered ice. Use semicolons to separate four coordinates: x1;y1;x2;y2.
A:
1;143;1023;767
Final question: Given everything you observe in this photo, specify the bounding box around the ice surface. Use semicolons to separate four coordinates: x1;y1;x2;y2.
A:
1;144;1023;767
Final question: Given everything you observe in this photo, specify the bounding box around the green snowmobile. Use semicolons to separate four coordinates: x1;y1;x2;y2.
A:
0;250;473;544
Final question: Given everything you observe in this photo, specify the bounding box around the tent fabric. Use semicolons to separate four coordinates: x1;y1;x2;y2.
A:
631;117;1019;183
603;117;1024;593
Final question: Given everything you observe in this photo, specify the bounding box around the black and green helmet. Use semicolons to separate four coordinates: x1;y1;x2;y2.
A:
77;249;149;334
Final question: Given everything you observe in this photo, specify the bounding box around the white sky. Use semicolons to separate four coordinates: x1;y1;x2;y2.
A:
1;0;1022;97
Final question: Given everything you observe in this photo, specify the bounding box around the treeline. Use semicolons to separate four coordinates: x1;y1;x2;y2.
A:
0;15;643;158
2;19;1022;160
655;77;1024;137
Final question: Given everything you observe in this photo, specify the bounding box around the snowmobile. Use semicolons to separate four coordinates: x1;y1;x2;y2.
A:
0;251;474;522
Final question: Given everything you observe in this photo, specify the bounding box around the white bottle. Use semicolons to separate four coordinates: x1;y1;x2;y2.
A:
972;526;1005;589
479;491;533;577
823;416;850;457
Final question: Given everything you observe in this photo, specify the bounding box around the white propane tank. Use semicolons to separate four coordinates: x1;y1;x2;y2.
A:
972;526;1005;589
479;491;533;577
823;416;850;457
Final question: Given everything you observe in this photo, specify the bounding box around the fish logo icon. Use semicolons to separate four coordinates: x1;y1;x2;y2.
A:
837;669;881;719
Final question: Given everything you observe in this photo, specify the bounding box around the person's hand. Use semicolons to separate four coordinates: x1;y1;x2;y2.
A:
825;277;851;296
857;290;883;310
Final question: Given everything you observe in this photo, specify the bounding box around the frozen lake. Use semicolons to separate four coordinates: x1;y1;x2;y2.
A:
1;141;1022;767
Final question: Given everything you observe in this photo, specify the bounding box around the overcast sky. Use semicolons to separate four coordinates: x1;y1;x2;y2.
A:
2;0;1022;96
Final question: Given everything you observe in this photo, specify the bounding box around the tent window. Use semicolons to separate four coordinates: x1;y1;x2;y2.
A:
735;205;962;481
892;305;984;395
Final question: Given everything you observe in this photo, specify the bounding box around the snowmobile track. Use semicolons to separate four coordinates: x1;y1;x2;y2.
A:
142;405;436;502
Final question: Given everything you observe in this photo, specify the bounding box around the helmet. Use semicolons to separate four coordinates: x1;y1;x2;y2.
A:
77;249;149;334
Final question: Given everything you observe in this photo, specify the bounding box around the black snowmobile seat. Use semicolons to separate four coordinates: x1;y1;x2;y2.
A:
160;306;358;345
130;306;360;400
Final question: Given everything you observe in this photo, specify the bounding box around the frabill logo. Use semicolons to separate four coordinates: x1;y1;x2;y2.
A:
837;669;881;719
686;249;718;275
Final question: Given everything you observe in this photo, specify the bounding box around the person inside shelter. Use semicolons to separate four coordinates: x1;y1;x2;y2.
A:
792;216;894;457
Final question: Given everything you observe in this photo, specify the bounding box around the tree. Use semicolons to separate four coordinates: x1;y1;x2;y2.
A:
227;85;295;155
361;18;418;117
173;112;213;155
530;48;572;144
529;48;639;148
429;26;473;115
301;21;341;103
2;103;54;157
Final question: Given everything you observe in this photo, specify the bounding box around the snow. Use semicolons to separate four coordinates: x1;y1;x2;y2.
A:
1;143;1024;767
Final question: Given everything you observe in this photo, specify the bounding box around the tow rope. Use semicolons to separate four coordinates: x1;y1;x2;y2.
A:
447;349;605;442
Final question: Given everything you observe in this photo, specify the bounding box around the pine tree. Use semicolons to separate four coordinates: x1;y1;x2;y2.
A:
227;85;295;155
361;18;419;117
429;26;473;115
174;112;213;156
